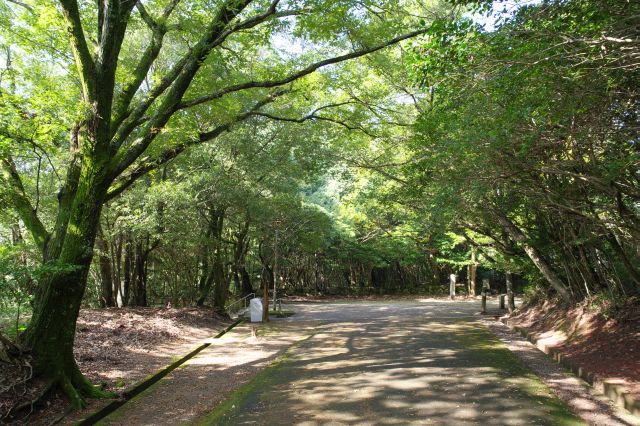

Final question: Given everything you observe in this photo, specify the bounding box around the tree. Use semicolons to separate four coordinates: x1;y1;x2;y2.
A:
0;0;432;405
405;0;639;303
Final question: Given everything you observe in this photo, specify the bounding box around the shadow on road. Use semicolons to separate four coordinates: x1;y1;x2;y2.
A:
200;310;582;425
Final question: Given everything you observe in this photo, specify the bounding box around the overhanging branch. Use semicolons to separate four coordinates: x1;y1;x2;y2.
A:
246;100;379;137
105;92;283;201
178;29;428;110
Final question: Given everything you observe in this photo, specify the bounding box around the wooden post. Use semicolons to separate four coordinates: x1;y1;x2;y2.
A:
481;278;489;314
506;272;515;313
499;294;505;309
449;273;456;300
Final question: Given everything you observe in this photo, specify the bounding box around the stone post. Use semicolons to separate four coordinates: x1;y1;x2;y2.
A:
449;273;456;300
481;278;489;314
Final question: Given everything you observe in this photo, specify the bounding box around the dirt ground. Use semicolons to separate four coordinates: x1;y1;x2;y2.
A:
2;307;231;425
506;297;640;402
97;321;321;426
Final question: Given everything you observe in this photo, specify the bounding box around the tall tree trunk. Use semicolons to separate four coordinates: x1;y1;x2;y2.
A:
196;239;211;306
21;165;112;406
468;247;477;296
112;233;123;307
211;256;228;314
494;210;572;303
506;271;515;313
258;241;272;321
132;240;149;307
314;253;320;295
196;207;226;307
122;235;132;307
262;269;270;322
233;220;253;297
96;226;114;307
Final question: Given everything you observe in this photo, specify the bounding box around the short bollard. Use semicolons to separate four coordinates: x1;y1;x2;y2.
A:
499;294;506;310
481;278;489;314
449;274;456;300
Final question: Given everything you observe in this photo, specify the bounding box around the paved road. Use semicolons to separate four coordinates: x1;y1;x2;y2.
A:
198;299;583;425
281;299;483;322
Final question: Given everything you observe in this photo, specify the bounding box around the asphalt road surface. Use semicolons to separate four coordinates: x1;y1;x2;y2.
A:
200;299;582;425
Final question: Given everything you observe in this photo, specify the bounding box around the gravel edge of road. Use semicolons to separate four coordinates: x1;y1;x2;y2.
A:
483;318;639;426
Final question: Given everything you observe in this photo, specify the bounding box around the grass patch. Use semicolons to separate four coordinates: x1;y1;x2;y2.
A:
456;322;583;426
238;310;295;320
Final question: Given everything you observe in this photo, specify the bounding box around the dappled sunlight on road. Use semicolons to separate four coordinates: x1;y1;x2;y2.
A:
218;318;581;425
485;320;637;425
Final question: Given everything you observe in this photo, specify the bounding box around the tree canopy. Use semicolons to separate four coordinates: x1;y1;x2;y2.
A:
0;0;638;411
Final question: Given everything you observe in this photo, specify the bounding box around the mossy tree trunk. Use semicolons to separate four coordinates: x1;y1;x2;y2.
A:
22;156;113;406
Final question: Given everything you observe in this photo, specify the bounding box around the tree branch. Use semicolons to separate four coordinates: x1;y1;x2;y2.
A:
179;29;428;110
105;92;283;201
0;157;49;251
6;0;34;13
331;153;409;185
111;0;182;130
109;0;288;150
108;0;255;179
247;101;378;137
134;1;157;29
57;0;96;100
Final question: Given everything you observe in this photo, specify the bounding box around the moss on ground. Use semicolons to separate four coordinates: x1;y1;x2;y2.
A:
197;320;583;426
269;309;295;318
193;333;316;426
455;322;583;426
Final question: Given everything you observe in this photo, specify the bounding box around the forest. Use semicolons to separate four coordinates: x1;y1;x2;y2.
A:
0;0;638;419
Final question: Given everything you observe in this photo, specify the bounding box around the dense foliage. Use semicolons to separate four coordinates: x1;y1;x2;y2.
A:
404;0;639;304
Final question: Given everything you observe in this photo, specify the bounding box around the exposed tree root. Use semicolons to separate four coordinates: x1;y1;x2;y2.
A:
59;364;116;409
2;331;115;421
5;379;53;420
0;332;37;421
0;332;24;365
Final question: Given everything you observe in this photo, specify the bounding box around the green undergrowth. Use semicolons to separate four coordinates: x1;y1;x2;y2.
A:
0;304;30;339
